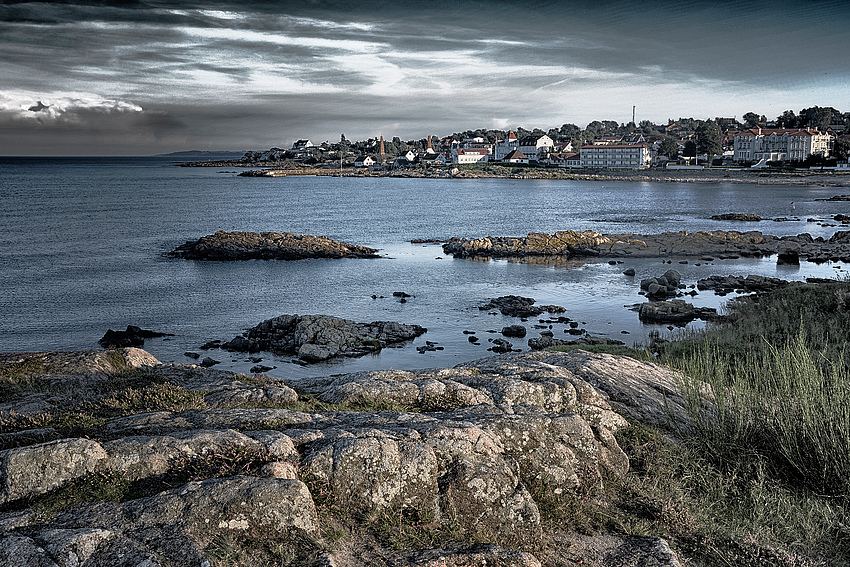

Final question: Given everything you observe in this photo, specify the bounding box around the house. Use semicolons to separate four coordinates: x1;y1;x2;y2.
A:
399;150;416;162
420;152;449;166
452;148;489;164
392;156;412;168
354;155;375;167
493;131;519;161
503;149;529;164
517;134;554;162
291;139;314;151
545;152;581;168
580;144;651;169
732;128;832;162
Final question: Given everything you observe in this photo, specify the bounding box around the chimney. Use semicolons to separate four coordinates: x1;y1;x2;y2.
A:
380;136;385;165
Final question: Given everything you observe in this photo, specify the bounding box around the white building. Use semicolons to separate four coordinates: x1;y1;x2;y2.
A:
503;149;529;164
733;128;832;162
354;155;375;167
493;131;519;161
452;148;489;164
517;135;554;162
545;152;581;168
580;145;651;169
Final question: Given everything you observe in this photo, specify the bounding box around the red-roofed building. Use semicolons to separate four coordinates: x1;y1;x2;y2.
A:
503;149;529;164
452;148;490;164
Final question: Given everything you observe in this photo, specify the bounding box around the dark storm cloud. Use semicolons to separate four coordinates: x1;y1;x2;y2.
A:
1;0;848;154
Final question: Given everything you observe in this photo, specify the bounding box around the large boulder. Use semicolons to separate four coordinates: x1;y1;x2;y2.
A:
0;439;108;504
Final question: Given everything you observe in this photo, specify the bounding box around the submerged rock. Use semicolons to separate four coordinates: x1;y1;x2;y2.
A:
169;230;381;260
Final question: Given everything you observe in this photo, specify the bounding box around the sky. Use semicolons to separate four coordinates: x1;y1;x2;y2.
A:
1;0;849;155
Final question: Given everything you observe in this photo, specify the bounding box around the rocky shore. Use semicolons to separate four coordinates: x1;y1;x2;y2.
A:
442;229;850;262
170;231;381;261
0;348;686;567
180;160;850;186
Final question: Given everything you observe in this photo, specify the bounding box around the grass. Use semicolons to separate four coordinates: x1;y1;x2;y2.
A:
646;281;850;564
0;381;207;443
0;359;47;400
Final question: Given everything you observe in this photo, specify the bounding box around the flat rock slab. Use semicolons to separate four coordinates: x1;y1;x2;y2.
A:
443;229;850;261
170;230;381;260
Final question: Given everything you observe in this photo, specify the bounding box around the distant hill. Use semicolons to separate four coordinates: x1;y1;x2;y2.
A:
156;150;245;158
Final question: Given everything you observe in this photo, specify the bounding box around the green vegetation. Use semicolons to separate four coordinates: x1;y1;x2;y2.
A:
647;281;850;564
0;359;46;400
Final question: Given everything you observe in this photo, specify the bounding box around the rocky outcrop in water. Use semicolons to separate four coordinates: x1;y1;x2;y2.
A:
637;300;721;324
710;213;762;221
443;230;850;262
221;314;427;362
0;347;686;567
479;296;566;318
99;325;173;348
170;230;381;260
640;270;683;299
696;274;794;295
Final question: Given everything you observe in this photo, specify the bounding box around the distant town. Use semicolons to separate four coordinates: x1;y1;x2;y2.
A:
236;106;850;172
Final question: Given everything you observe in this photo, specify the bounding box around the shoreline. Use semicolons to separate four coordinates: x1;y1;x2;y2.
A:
180;159;850;186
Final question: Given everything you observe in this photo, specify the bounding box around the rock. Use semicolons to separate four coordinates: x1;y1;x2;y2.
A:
490;339;513;353
623;267;636;276
102;429;268;480
710;213;762;221
399;544;542;567
441;230;850;262
222;314;426;362
183;352;200;359
501;325;527;338
169;230;380;260
640;270;682;299
0;348;697;566
200;357;219;367
99;325;173;349
479;296;565;318
696;274;793;295
0;439;108;504
777;250;800;265
637;300;720;324
250;364;274;373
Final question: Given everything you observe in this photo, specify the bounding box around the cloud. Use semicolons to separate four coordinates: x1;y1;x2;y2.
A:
0;1;848;154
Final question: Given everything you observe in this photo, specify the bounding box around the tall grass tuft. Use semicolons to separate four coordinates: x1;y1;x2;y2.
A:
677;328;850;497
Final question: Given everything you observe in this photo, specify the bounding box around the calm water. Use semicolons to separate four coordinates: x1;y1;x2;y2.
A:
1;156;847;378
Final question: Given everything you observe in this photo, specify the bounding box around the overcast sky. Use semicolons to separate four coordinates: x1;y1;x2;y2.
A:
1;0;848;155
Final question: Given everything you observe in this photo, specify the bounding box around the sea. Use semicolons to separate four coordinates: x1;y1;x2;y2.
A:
2;156;847;380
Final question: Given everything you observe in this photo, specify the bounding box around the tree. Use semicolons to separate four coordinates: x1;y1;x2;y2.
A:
799;106;843;132
834;137;850;161
658;137;680;160
696;121;723;159
743;112;766;128
776;110;798;128
338;134;350;157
